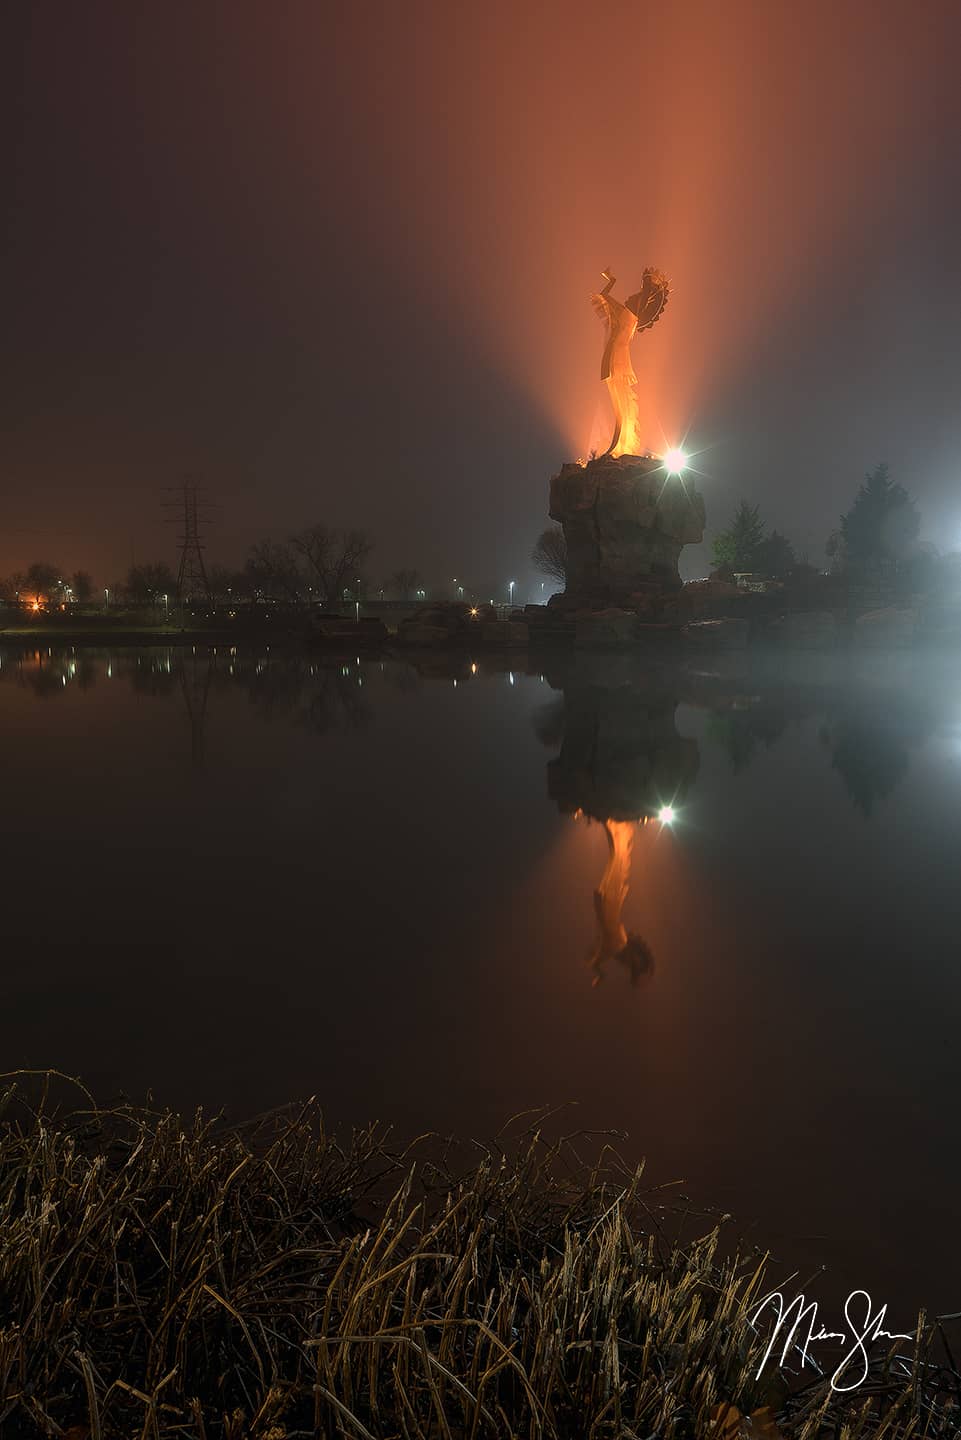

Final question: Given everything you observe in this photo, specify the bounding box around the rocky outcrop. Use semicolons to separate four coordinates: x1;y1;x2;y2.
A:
573;609;640;649
681;617;749;650
480;619;528;647
659;579;742;624
550;453;705;605
396;605;474;646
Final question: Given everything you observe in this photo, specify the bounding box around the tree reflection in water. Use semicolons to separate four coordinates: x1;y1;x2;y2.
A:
819;698;933;817
0;644;942;818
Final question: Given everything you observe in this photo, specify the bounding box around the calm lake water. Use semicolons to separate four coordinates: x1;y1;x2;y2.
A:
3;641;960;1321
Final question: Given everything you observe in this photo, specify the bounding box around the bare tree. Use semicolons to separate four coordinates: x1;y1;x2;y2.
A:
208;564;246;605
289;524;372;606
388;568;421;600
245;541;306;603
531;526;567;586
125;562;177;604
24;561;63;602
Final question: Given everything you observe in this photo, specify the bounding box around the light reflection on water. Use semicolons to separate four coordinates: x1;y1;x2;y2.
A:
1;642;959;1319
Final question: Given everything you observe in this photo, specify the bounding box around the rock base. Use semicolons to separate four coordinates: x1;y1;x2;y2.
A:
550;453;706;606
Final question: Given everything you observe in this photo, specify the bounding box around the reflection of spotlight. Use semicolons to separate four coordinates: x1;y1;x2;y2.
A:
663;447;687;475
658;805;676;824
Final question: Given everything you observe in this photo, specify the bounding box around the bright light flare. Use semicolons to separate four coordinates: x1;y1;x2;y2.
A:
662;447;688;475
658;805;676;824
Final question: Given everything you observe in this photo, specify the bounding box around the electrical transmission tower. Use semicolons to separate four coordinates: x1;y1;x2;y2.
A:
179;649;212;770
163;480;212;602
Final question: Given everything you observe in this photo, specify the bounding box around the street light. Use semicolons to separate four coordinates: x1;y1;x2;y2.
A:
508;579;515;606
104;587;109;611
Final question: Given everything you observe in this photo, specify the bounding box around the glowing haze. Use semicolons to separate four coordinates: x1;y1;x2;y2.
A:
2;1;960;584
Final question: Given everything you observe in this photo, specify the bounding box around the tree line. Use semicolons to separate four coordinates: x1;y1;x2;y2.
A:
0;526;429;607
0;564;94;606
710;463;929;585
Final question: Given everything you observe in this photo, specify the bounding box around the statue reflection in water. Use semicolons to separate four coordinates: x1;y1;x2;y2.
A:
587;815;656;987
542;658;699;986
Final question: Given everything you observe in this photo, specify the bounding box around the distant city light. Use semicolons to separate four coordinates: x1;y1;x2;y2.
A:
658;805;676;824
662;448;688;475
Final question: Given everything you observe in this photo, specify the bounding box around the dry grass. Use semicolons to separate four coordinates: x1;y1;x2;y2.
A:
0;1072;956;1439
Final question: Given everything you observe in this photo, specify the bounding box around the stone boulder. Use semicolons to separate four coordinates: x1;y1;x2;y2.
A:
661;578;742;623
681;617;749;650
573;608;639;649
310;615;387;644
550;453;705;605
480;619;528;648
396;606;469;646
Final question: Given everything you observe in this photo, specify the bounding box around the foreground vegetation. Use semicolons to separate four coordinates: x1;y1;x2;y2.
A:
0;1074;956;1439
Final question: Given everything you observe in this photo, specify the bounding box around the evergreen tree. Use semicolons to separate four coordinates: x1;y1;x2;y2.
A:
754;529;796;578
711;501;765;571
838;464;920;575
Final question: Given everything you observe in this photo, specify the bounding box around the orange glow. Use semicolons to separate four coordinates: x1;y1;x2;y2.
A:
326;5;936;462
588;819;654;986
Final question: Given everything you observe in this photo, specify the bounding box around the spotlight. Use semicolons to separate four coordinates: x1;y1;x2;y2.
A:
663;447;687;475
658;805;676;824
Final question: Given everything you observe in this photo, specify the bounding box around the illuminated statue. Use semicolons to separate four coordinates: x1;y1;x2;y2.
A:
588;818;654;987
591;267;671;458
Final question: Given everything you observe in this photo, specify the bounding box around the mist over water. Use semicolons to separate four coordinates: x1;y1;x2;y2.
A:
3;641;960;1322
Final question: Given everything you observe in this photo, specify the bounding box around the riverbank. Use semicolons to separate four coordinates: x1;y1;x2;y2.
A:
1;1074;955;1439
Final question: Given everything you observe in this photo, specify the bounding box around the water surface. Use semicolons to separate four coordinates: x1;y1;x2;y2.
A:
3;641;959;1320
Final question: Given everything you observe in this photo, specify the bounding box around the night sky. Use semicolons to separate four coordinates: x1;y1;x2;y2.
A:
4;1;961;591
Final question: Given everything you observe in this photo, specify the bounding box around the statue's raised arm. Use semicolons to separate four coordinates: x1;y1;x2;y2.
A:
590;266;671;458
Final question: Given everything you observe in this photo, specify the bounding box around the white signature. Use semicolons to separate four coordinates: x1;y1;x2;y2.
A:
750;1289;915;1393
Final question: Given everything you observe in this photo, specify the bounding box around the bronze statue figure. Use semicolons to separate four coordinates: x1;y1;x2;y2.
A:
591;267;671;458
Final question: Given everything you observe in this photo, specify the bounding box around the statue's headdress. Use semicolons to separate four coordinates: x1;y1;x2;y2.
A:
626;267;671;331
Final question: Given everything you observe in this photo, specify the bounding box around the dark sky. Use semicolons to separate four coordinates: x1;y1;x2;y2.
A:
3;0;961;591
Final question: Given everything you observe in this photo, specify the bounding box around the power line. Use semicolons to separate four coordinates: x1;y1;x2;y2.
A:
162;480;213;602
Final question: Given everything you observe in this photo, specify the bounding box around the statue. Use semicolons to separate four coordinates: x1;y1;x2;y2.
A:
591;267;671;458
548;264;701;604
